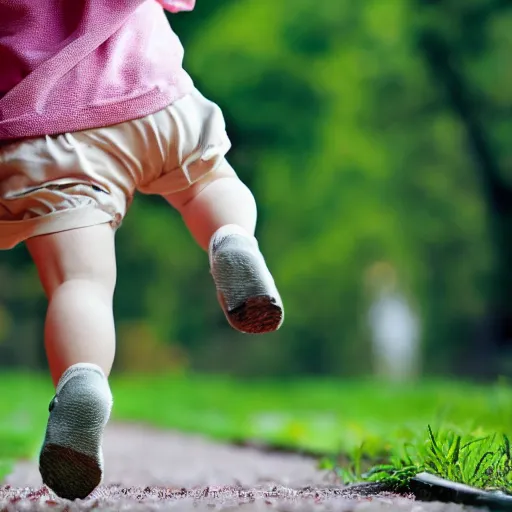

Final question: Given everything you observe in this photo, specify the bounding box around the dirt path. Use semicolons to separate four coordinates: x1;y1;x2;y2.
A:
1;423;484;511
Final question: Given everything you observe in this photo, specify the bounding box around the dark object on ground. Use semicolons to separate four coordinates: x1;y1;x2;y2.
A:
411;472;512;511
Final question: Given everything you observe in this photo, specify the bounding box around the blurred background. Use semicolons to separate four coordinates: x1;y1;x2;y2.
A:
1;0;511;383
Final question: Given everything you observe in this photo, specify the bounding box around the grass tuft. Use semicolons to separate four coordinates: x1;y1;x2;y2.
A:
325;426;512;494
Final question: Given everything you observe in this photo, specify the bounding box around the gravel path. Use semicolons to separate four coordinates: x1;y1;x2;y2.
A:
1;423;485;511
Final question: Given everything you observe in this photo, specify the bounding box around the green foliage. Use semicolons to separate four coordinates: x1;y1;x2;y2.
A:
170;0;500;375
0;0;511;377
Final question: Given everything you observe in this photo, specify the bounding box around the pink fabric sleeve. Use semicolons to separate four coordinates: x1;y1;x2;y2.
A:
156;0;195;13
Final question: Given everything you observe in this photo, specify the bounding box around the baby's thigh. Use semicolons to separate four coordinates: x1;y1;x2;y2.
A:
165;158;238;210
26;224;116;297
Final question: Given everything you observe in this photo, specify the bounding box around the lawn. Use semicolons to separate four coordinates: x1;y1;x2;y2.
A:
0;372;511;492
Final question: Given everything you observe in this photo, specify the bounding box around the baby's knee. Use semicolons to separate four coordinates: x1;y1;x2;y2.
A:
52;275;116;304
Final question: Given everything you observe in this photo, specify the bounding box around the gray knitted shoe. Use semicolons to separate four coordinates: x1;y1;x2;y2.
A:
209;225;284;334
39;363;112;500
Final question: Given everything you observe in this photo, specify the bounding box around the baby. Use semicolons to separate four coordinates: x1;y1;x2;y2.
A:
0;0;283;500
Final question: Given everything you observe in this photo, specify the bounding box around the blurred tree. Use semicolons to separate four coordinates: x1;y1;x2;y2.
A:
414;0;512;376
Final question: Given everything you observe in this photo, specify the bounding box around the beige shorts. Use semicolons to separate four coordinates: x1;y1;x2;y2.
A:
0;89;232;249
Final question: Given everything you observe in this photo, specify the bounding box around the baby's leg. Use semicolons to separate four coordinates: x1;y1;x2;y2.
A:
27;224;117;384
165;163;256;250
26;224;115;500
165;162;284;334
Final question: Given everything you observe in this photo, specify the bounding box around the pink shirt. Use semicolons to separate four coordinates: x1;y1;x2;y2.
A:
0;0;196;140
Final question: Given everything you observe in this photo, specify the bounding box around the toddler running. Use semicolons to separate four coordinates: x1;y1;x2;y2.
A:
0;0;283;500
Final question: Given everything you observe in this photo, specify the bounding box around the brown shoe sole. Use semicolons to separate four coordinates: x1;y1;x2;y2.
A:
40;444;102;500
227;295;283;334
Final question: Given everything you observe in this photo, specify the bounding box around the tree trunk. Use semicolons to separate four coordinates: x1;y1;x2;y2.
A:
416;22;512;375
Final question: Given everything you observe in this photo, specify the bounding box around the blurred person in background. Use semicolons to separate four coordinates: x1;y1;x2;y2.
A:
366;262;421;382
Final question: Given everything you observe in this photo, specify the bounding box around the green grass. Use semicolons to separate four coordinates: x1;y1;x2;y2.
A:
0;373;54;479
323;426;512;494
0;372;511;492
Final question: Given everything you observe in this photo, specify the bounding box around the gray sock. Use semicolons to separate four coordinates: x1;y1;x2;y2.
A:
40;363;112;500
209;224;284;333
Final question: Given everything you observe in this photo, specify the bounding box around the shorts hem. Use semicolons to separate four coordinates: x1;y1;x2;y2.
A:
0;206;114;250
139;153;233;196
